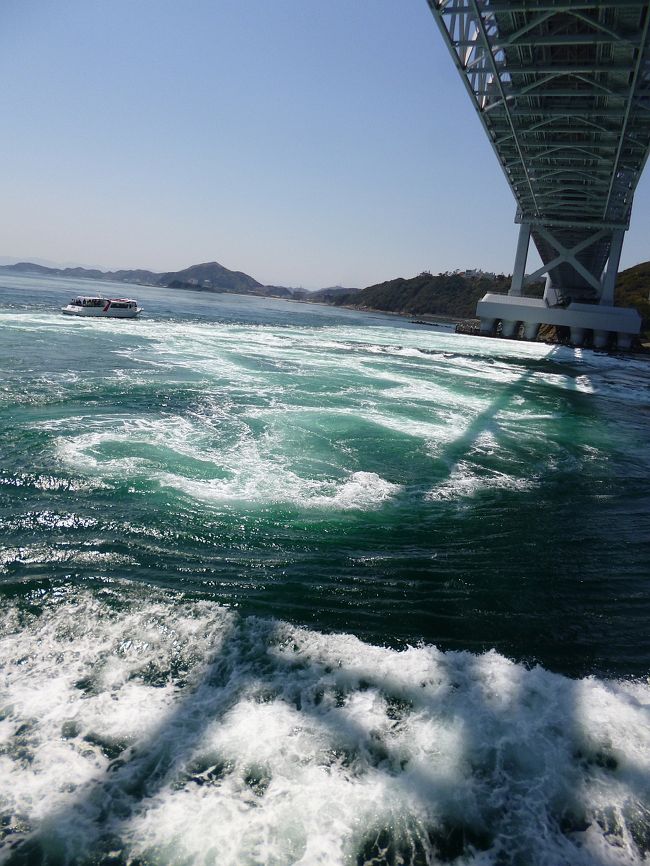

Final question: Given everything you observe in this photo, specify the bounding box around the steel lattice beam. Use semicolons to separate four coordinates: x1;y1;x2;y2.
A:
426;0;650;302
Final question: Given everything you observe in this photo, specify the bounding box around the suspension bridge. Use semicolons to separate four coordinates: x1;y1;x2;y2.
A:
427;0;650;347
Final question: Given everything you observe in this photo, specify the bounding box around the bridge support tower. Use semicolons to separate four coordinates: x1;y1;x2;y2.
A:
477;220;640;349
426;0;650;349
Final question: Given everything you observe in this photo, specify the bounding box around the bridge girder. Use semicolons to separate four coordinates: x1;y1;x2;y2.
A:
426;0;650;303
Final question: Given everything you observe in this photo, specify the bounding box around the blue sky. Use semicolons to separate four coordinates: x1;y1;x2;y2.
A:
1;0;648;288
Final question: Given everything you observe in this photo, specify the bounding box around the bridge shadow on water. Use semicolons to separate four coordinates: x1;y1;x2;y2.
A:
416;343;585;496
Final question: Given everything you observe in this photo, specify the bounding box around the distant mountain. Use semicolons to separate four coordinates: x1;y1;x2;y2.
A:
0;259;294;298
308;286;359;303
2;262;112;280
156;262;262;294
0;261;157;283
0;256;107;270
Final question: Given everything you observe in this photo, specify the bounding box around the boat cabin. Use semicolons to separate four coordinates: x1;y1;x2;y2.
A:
67;296;138;310
107;299;139;309
69;296;105;307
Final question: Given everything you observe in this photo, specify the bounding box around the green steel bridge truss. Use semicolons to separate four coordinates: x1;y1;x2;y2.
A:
426;0;650;304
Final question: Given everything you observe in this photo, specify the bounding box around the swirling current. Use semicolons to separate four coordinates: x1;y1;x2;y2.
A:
1;275;649;865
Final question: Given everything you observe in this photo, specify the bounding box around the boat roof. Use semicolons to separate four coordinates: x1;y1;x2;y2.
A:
70;295;138;302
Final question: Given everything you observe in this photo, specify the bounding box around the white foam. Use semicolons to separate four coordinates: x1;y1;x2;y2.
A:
51;410;402;511
0;587;648;865
45;323;622;514
0;546;137;573
426;458;539;502
164;468;400;510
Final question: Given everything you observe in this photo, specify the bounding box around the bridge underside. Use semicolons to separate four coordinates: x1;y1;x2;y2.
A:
427;0;650;346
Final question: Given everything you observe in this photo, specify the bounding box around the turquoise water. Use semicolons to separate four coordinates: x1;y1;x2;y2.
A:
1;275;649;865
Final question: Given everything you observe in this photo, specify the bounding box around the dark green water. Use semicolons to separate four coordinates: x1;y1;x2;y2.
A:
1;275;649;865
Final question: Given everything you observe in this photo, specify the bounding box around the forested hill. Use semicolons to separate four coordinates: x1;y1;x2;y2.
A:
615;261;650;329
327;272;527;318
325;262;650;327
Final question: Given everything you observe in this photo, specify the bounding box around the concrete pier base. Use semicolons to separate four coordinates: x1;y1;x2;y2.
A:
523;322;540;340
480;317;496;336
500;319;519;338
617;332;633;350
476;294;641;349
593;330;610;349
570;327;586;346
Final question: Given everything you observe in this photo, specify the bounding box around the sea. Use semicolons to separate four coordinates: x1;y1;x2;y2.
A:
1;273;649;866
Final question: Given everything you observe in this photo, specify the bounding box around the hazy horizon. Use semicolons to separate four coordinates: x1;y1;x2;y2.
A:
2;248;649;293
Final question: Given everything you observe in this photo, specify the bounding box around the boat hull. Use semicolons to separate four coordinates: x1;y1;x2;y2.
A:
61;305;142;318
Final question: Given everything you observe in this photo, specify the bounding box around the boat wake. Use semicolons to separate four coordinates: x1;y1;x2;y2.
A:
1;584;648;866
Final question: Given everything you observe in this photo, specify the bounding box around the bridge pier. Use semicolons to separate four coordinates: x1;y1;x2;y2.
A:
508;223;531;298
479;317;496;336
570;327;586;347
593;330;610;350
522;322;539;341
500;319;519;338
476;295;641;350
476;218;641;349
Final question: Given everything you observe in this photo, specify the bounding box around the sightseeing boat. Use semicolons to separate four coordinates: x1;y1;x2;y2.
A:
61;296;142;318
